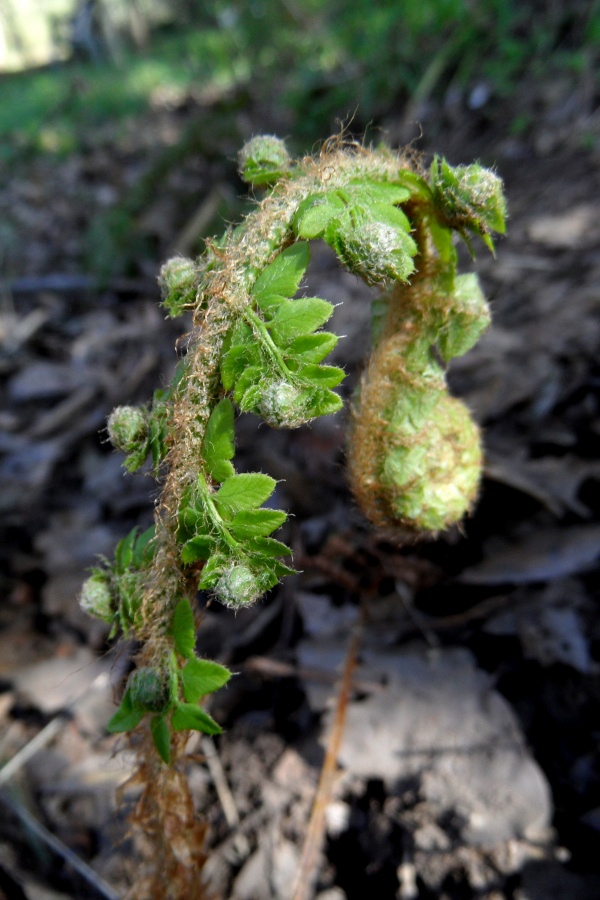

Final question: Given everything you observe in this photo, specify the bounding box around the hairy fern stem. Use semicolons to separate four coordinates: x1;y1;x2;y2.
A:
80;136;506;895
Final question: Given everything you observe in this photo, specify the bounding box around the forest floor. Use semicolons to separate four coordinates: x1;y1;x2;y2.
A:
1;71;600;900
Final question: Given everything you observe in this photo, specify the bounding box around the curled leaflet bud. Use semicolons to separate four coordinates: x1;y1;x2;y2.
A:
382;395;482;532
127;667;170;713
431;157;506;236
238;136;291;187
158;257;198;317
107;406;148;453
79;572;114;623
258;381;311;428
215;565;261;608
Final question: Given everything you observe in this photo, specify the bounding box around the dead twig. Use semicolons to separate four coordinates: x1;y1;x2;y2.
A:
0;787;120;900
291;616;363;900
200;736;240;829
0;715;66;787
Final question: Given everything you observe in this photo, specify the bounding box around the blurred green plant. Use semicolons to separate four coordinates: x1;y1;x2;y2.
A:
0;26;246;162
1;0;594;283
1;0;597;161
199;0;600;137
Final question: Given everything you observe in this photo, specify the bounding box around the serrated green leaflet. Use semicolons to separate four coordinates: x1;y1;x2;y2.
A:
269;297;334;345
233;366;263;404
106;706;144;733
198;553;226;590
396;168;433;200
229;508;287;538
226;317;253;348
293;191;346;239
116;526;153;570
181;658;231;703
256;557;297;589
287;332;338;363
150;716;171;764
202;399;235;483
429;219;455;265
388;244;418;282
347;179;411;206
369;202;413;233
181;535;215;564
252;243;309;301
237;383;263;414
221;346;244;391
170;598;196;659
179;506;207;540
148;417;166;471
115;528;137;572
171;702;222;735
221;342;262;391
246;536;291;557
481;232;496;253
214;473;276;516
132;526;155;567
106;690;144;733
242;161;281;187
307;389;344;417
123;444;149;473
294;181;412;243
254;293;286;316
297;364;345;388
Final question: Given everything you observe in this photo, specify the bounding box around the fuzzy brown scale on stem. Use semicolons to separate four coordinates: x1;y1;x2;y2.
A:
126;734;211;900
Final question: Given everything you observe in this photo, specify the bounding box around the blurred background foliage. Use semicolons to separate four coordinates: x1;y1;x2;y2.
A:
0;0;598;276
1;0;598;151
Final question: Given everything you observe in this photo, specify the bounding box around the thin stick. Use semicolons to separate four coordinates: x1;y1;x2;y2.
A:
200;735;240;828
0;788;120;900
291;620;362;900
0;715;66;787
0;673;121;897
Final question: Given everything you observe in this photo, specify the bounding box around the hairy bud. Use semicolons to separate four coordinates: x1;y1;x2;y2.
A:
79;572;114;623
215;565;261;608
258;381;311;428
127;667;170;713
107;406;148;453
383;395;482;532
158;257;198;317
238;135;291;186
328;217;416;285
431;157;506;236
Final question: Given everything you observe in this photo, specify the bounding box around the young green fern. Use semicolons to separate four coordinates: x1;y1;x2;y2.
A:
81;136;506;768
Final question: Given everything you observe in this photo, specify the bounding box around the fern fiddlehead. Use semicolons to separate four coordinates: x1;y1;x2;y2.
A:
80;133;505;793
